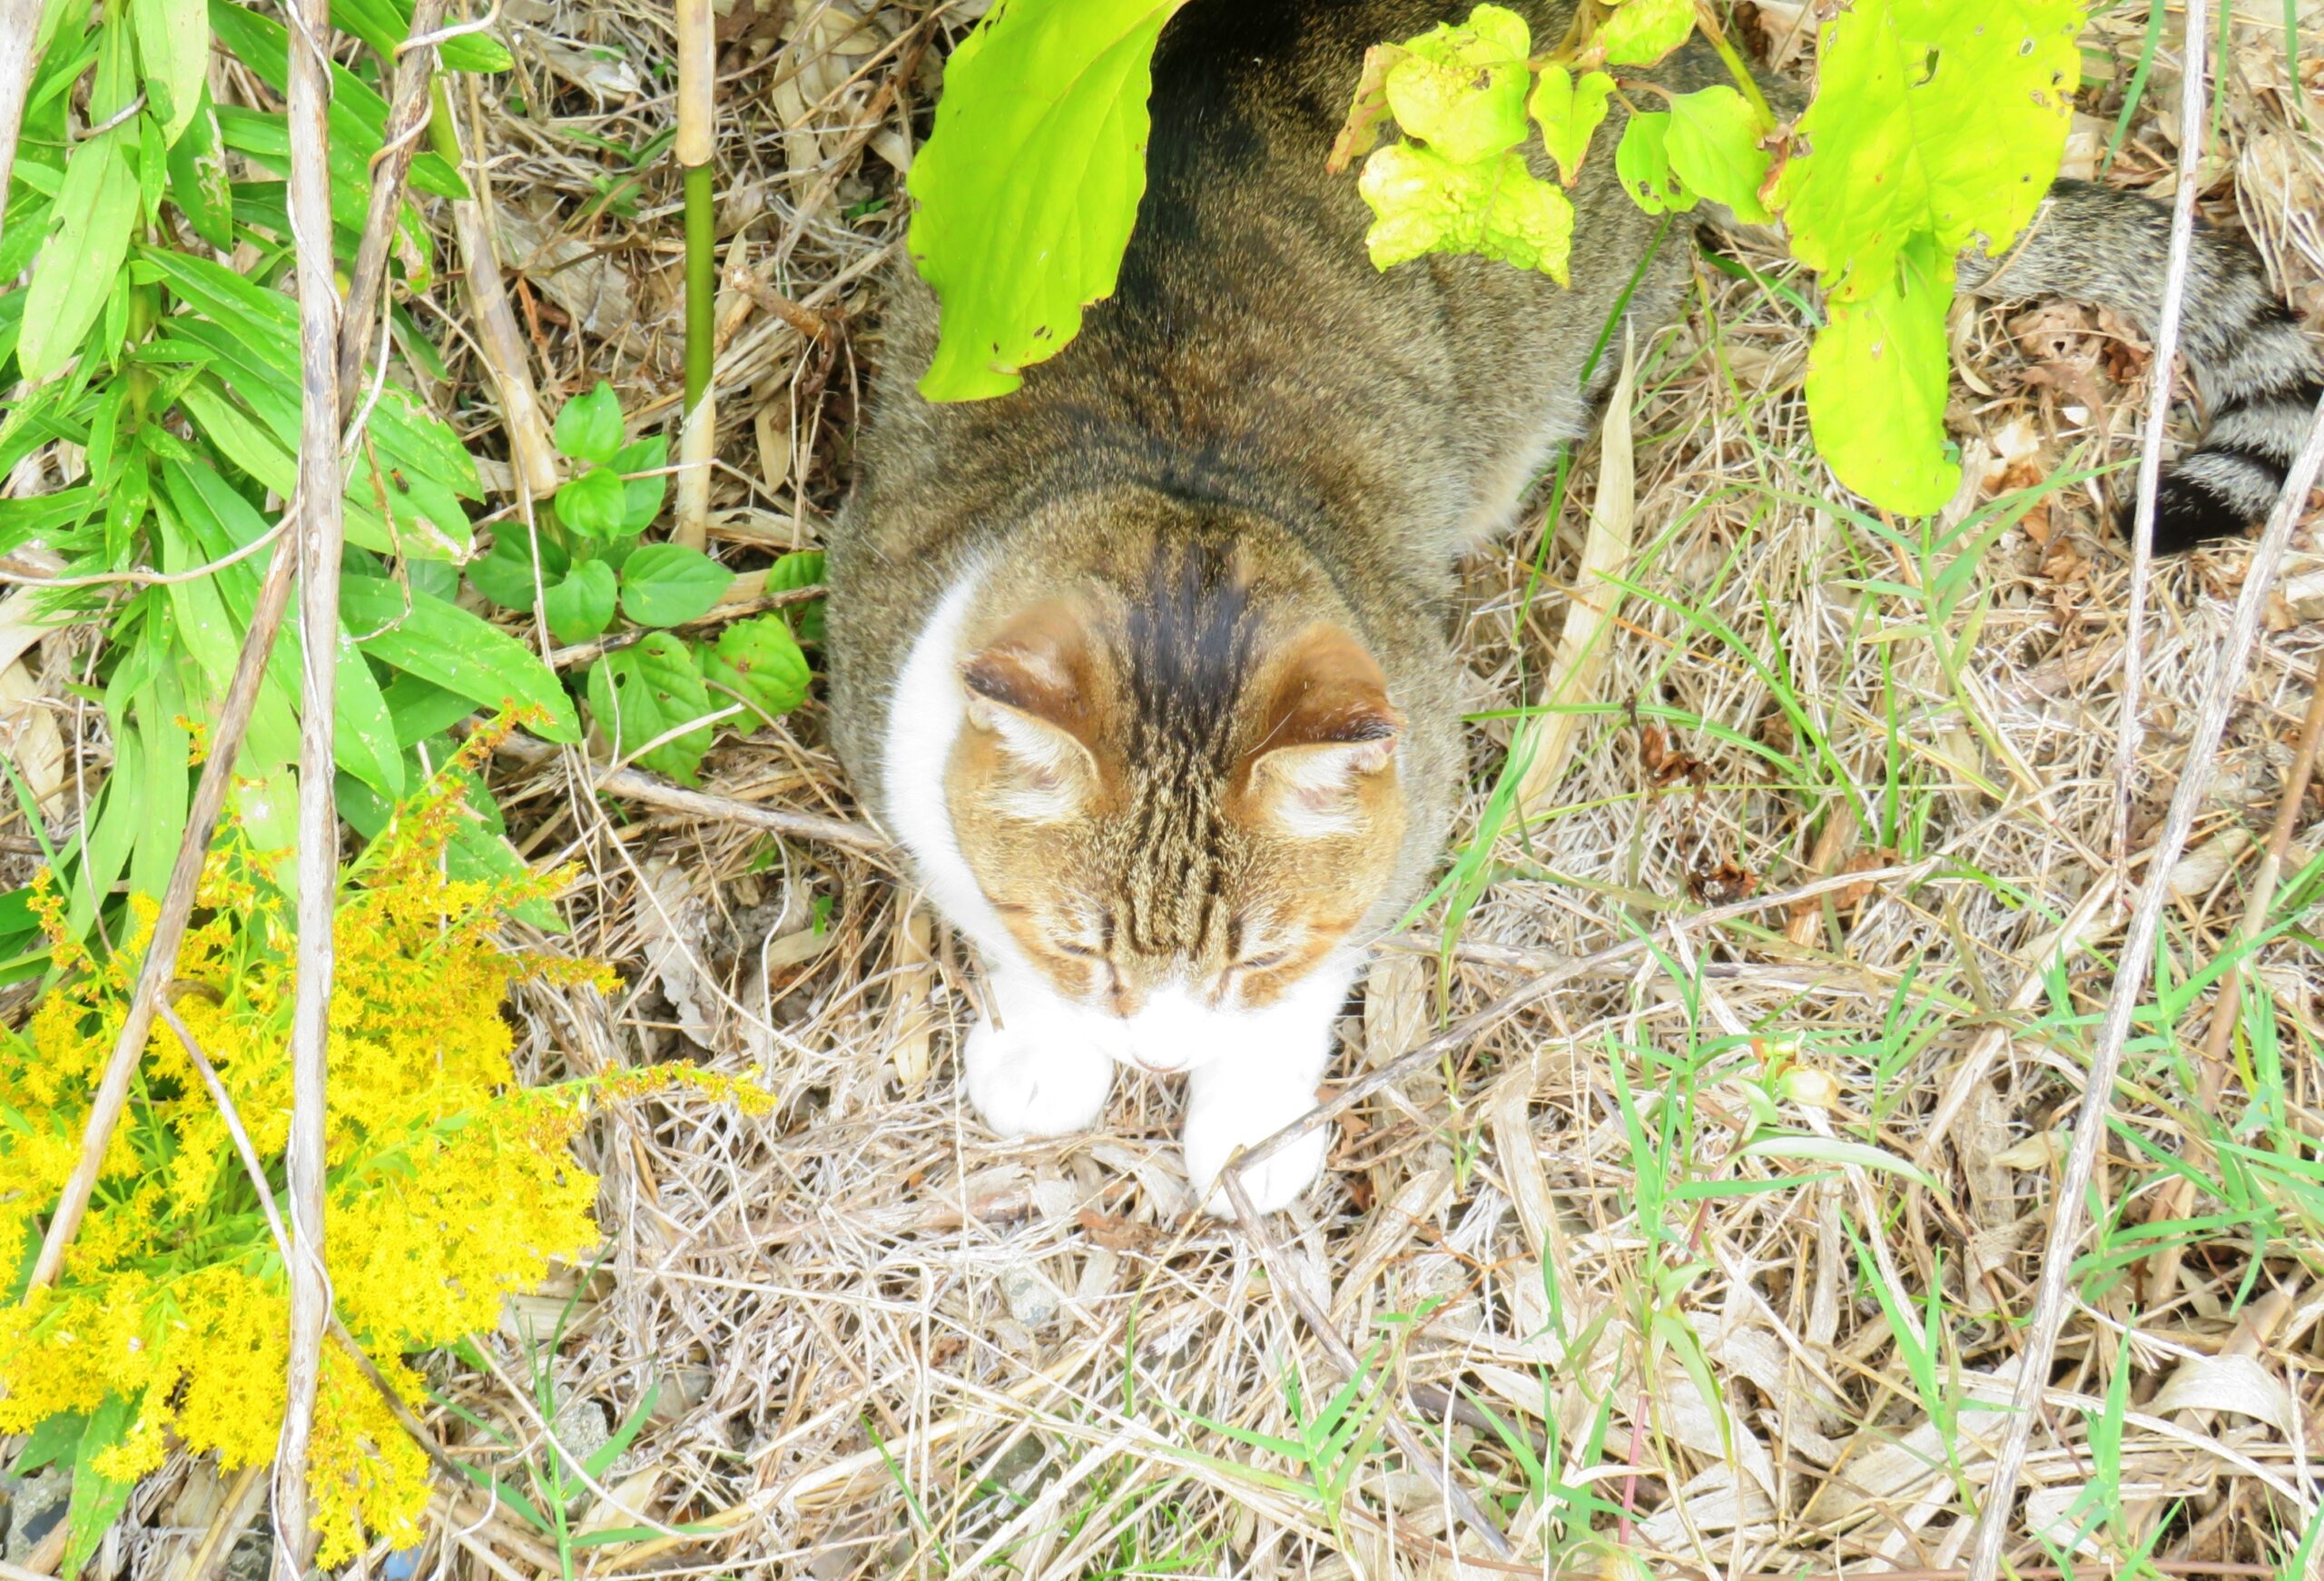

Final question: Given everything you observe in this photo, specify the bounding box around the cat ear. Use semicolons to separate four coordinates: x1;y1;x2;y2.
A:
1245;625;1403;837
959;602;1102;819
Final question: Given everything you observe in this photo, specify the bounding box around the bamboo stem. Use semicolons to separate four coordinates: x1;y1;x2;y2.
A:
0;0;35;254
674;0;715;549
272;0;345;1566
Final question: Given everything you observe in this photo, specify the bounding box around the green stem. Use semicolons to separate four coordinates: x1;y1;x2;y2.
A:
426;74;459;165
1693;3;1775;130
684;160;714;411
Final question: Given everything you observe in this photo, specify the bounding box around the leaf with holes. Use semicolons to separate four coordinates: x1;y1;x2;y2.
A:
1613;111;1695;214
586;633;716;782
908;0;1194;400
1382;5;1532;164
699;614;811;728
1770;0;2082;300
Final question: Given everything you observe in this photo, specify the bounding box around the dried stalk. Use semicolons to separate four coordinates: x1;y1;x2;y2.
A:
1964;391;2324;1581
0;0;34;253
1226;858;1937;1180
271;0;347;1565
2112;0;2210;870
428;81;561;497
674;0;716;549
336;0;449;406
487;726;890;852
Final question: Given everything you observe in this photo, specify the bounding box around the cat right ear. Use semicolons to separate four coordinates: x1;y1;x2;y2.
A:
959;603;1103;820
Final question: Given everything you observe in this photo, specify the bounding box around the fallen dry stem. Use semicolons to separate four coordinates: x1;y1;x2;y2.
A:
1965;389;2324;1580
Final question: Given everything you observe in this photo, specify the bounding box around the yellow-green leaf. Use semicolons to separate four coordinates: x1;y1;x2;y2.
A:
1595;0;1694;67
1357;143;1574;282
908;0;1193;401
1612;111;1696;215
1382;4;1532;164
1664;85;1771;225
1804;240;1959;516
1528;66;1615;187
132;0;209;144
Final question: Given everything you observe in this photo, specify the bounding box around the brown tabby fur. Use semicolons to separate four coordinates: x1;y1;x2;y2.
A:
828;0;2321;1008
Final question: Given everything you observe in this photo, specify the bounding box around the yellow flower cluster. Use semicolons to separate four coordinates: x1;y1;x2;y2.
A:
0;743;759;1564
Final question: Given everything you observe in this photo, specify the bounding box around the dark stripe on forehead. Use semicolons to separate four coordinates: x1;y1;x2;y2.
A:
1121;539;1258;767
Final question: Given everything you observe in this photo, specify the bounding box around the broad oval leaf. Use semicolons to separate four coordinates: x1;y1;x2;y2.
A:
1382;5;1532;165
619;543;734;628
554;380;625;467
586;633;716;783
1595;0;1694;67
700;613;811;726
908;0;1193;401
545;558;618;645
1612;112;1696;216
1804;239;1960;517
555;465;628;539
1664;86;1771;225
468;527;571;611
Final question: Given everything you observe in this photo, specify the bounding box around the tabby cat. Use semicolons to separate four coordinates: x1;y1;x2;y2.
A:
827;0;2321;1214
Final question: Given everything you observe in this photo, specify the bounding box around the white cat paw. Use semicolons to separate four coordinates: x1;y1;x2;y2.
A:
1182;1093;1331;1218
961;1015;1113;1137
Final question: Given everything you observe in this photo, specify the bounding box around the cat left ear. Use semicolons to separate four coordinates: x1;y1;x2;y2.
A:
960;602;1103;818
1245;625;1403;837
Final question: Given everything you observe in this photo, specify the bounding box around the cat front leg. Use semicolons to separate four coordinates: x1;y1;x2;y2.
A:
1181;1042;1334;1218
961;968;1116;1138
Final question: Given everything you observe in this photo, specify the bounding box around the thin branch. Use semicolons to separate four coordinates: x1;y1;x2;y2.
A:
2112;0;2211;872
336;0;449;419
487;726;891;853
1963;390;2324;1581
271;0;346;1565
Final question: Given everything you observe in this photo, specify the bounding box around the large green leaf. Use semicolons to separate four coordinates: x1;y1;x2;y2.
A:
1664;86;1771;226
1804;237;1959;516
1381;5;1532;164
1770;0;2081;301
341;576;581;742
543;558;617;645
132;0;209;144
618;543;733;628
1358;144;1573;281
1594;0;1694;67
699;614;810;727
907;0;1191;400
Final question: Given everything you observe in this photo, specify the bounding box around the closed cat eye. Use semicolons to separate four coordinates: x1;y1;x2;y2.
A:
1234;950;1289;973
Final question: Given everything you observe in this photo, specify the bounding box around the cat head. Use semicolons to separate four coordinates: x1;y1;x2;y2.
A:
942;533;1407;1072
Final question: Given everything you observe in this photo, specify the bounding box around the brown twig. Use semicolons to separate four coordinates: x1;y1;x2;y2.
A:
335;0;448;413
272;0;346;1565
487;726;889;853
1219;1166;1517;1560
2142;663;2324;1297
1964;389;2324;1581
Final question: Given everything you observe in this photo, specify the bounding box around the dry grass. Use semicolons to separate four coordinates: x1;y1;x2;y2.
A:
7;0;2324;1576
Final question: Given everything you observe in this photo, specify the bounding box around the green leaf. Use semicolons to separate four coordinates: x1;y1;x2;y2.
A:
1357;143;1573;281
555;466;627;539
1612;111;1696;214
544;558;617;644
18;1411;86;1474
618;543;733;627
468;526;571;611
612;436;668;531
586;634;715;782
1595;0;1694;67
1736;1131;1946;1194
767;548;826;643
132;0;208;144
1382;5;1532;164
1664;86;1771;225
1804;238;1959;516
63;1394;141;1581
341;575;581;742
16;30;140;381
699;613;810;726
554;380;625;466
164;94;233;249
1770;0;2081;300
1528;66;1615;187
907;0;1193;400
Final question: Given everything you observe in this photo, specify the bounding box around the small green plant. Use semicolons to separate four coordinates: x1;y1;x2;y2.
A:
465;380;815;783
